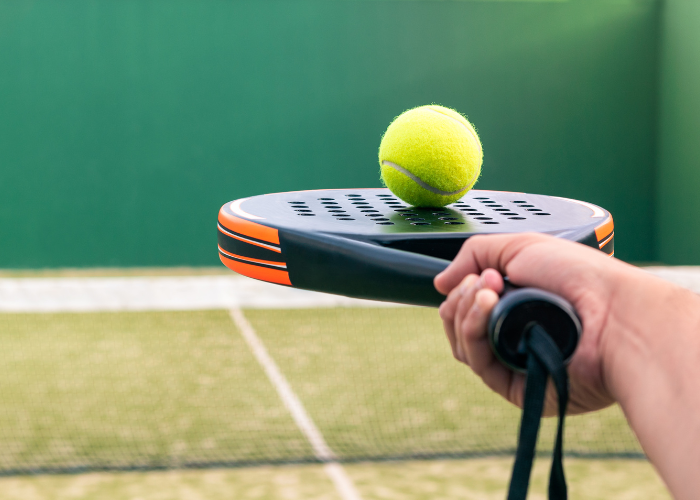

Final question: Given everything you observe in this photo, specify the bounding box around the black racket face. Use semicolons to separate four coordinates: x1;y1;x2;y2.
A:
224;189;610;236
217;189;614;306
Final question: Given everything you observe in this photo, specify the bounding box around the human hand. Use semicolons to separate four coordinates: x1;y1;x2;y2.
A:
434;233;622;416
436;232;700;498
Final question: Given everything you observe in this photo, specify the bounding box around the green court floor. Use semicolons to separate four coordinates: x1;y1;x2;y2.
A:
0;305;659;498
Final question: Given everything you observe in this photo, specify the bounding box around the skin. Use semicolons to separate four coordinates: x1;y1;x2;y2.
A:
434;233;700;500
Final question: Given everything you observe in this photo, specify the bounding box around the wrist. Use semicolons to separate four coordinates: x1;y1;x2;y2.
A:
599;266;700;497
604;268;700;400
601;267;695;402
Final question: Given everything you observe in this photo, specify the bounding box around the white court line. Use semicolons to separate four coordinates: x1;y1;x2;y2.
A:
229;308;363;500
0;267;697;313
0;276;402;312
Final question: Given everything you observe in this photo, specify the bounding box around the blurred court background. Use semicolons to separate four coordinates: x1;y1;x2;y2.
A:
0;0;699;498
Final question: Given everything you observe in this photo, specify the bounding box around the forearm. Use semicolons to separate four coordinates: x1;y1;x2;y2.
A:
603;267;700;500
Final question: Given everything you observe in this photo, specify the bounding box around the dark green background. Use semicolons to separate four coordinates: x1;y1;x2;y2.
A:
657;0;700;264
0;0;691;267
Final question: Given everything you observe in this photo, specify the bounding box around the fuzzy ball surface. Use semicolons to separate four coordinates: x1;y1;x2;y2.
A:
378;105;482;207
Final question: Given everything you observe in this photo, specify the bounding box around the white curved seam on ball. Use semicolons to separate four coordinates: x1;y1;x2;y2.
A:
381;161;471;196
464;167;480;193
426;106;483;155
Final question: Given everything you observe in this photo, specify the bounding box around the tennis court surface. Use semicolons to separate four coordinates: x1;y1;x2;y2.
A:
0;267;688;499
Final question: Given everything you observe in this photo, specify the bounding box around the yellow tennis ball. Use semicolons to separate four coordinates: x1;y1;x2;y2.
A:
378;105;483;207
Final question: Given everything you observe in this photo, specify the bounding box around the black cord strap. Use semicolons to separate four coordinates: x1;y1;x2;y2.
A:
507;324;570;500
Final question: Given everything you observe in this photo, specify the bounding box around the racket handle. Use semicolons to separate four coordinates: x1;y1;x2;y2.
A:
487;283;581;372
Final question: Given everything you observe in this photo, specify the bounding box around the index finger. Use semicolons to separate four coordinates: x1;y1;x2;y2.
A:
434;233;544;295
433;232;613;300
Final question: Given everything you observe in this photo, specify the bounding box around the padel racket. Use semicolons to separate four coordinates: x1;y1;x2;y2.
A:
217;188;613;306
217;187;614;499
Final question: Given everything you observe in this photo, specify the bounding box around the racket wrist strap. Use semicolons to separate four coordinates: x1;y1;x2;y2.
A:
507;324;569;500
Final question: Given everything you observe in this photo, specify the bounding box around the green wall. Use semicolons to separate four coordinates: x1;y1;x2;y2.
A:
0;0;660;267
657;0;700;264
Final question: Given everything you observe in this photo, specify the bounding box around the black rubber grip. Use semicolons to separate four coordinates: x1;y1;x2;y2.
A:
487;284;581;372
